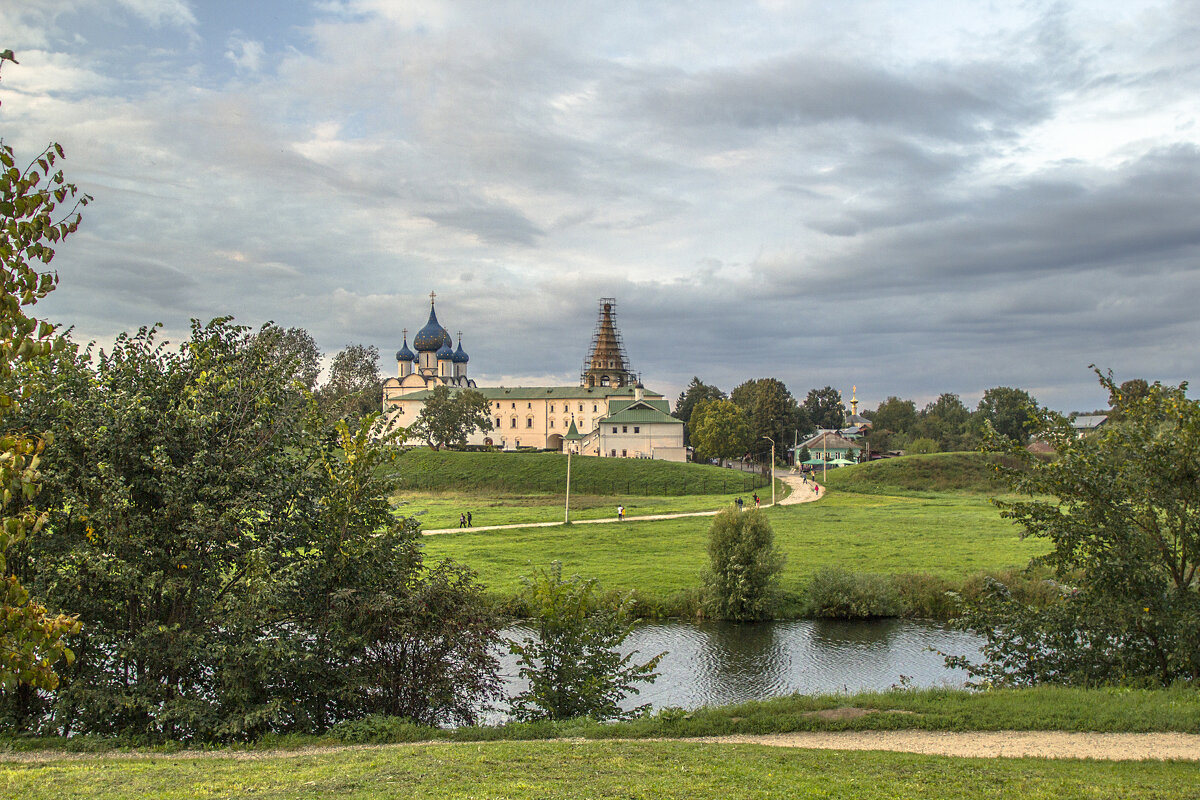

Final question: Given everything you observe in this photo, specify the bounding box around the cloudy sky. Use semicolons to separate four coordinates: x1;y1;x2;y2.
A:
4;0;1199;413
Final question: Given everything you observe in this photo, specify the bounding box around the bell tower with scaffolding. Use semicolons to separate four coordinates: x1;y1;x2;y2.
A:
581;298;638;389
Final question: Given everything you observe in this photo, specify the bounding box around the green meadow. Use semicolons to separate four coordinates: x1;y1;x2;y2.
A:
6;729;1198;800
414;452;1049;613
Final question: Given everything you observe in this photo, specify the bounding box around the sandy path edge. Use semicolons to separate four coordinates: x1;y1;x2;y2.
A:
3;730;1197;763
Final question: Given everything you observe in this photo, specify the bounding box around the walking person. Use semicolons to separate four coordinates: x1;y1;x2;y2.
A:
467;511;472;527
617;504;625;522
736;497;744;512
459;513;466;528
753;492;760;508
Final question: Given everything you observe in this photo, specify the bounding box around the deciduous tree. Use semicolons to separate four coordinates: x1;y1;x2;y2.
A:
803;386;845;431
408;385;493;450
508;562;662;721
730;378;807;451
0;50;86;694
317;343;382;425
673;377;725;446
975;386;1039;444
949;370;1200;686
689;398;751;466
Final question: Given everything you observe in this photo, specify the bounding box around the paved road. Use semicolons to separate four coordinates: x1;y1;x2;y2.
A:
422;472;824;535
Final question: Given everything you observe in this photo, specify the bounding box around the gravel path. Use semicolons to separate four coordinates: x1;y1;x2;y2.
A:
695;730;1200;761
4;731;1197;763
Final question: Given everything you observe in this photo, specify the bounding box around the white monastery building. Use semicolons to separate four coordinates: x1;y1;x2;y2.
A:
382;296;686;461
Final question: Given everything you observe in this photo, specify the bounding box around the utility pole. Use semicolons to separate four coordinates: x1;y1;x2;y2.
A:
564;449;572;523
763;436;775;506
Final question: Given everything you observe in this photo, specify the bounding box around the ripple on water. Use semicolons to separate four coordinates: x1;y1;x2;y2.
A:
493;619;983;717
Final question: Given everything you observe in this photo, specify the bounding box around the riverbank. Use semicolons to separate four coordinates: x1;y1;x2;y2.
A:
7;687;1197;798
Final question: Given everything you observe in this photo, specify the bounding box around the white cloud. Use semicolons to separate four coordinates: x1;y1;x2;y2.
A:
224;35;265;73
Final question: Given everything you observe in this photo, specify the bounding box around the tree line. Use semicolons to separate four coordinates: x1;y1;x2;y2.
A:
674;376;1142;464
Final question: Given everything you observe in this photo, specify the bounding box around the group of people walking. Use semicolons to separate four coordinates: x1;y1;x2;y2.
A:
458;511;473;528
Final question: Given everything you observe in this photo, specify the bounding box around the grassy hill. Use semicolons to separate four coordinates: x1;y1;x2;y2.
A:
390;448;767;496
821;452;1021;495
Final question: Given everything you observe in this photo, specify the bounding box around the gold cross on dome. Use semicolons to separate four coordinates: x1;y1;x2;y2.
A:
429;290;437;304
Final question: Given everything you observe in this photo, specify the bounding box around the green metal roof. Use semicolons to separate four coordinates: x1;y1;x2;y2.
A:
564;419;585;440
398;385;664;402
600;405;682;426
607;397;671;415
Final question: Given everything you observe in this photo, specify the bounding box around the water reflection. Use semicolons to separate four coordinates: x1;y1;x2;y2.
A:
493;619;982;718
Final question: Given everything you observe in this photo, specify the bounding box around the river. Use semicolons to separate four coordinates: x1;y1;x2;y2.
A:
496;619;984;716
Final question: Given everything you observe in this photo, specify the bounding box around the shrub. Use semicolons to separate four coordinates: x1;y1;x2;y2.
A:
805;567;901;619
508;562;663;722
701;507;786;621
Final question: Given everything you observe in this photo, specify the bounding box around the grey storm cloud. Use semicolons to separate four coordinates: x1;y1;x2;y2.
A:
9;0;1200;414
633;55;1050;141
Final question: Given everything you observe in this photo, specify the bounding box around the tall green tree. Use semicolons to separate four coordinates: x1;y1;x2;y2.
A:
702;507;785;621
803;386;845;431
256;324;322;391
508;562;662;722
317;343;382;425
869;396;917;437
950;370;1200;686
673;377;725;446
0;49;87;694
730;378;807;452
689;398;752;466
8;320;501;738
975;386;1039;443
912;392;975;451
407;385;494;450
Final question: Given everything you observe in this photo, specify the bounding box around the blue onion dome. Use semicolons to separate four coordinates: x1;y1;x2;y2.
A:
453;337;469;364
413;303;450;351
436;339;454;359
395;333;415;362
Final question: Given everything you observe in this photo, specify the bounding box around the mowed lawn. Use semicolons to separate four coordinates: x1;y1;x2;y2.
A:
396;488;757;530
421;486;1050;603
6;741;1198;800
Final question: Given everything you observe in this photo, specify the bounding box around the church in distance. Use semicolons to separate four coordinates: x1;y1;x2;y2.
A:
382;297;686;461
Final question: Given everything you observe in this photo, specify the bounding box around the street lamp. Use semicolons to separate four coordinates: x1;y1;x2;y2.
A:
763;436;775;507
564;448;572;523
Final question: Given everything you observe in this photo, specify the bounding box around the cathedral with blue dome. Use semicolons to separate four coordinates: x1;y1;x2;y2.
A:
382;292;478;398
381;295;686;461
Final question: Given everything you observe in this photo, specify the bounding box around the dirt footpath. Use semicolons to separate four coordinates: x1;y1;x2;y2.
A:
695;730;1200;761
4;731;1197;763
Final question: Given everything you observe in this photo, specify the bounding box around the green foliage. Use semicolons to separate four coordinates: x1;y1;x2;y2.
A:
804;566;900;618
869;396;917;436
254;324;321;391
672;376;724;446
953;370;1200;686
912;393;976;451
803;385;845;430
975;385;1040;443
0;54;89;694
688;397;751;464
729;377;807;448
508;562;662;721
906;436;940;454
702;507;785;620
406;385;494;450
6;319;500;739
316;342;381;425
